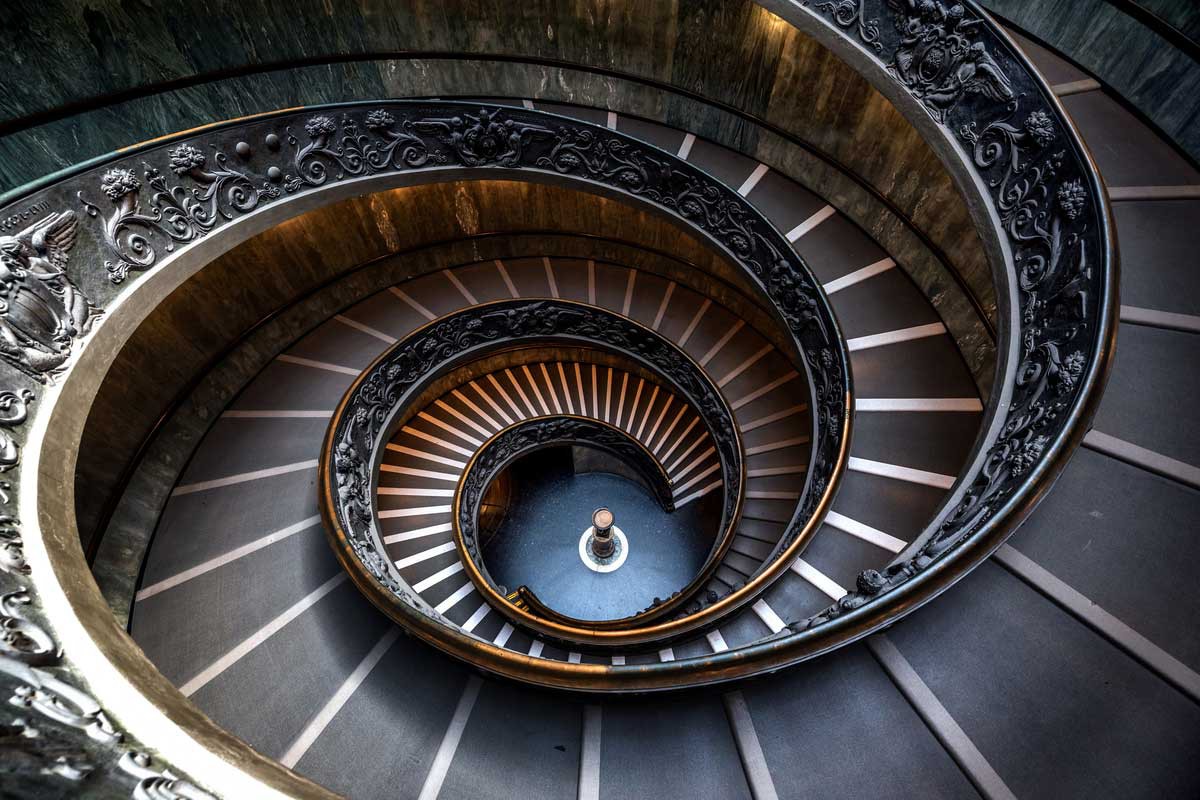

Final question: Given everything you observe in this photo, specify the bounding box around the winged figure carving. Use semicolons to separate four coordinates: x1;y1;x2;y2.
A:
0;210;99;381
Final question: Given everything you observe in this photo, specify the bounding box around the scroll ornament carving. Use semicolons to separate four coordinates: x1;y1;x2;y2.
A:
0;211;97;380
331;301;752;618
804;95;1099;624
80;142;273;284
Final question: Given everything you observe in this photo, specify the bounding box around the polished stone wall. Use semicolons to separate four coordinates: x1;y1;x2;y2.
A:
0;0;993;331
982;0;1200;162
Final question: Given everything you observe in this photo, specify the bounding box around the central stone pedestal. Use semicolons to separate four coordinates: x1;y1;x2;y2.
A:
579;507;629;573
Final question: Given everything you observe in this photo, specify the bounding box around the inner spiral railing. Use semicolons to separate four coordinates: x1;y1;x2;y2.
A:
0;0;1114;792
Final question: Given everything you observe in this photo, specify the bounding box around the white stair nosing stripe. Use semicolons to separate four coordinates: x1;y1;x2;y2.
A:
622;268;636;316
677;133;696;159
674;479;723;508
493;623;515;648
540;363;564;414
722;691;781;800
432;580;474;613
461;601;492;633
418;410;484;446
855;397;983;412
652;281;676;330
376;487;455;498
443;268;478;304
606;110;618;130
378;465;460;482
136;516;322;601
591;364;600;420
276;354;360;376
180;573;346;696
1120;304;1200;334
172;459;318;496
737;163;770;196
1083;430;1200;491
280;627;400;769
652;405;688;455
667;432;709;474
507;368;541;417
658;647;675;662
542;256;560;298
706;630;730;653
414;561;465;594
718;343;772;387
580;705;602;800
494;259;519;298
587;260;596;305
745;436;809;456
433;399;494;437
402;426;475;457
1108;185;1200;202
557;362;576;414
575;363;588;415
822;257;896;295
378;504;453;520
659;416;701;462
846;322;946;352
382;522;454;545
485;373;524;421
636;385;659;439
394;541;457;569
604;367;613;423
994;544;1200;703
645;395;674;445
747;465;806;478
752;599;786;634
740;403;808;433
678;298;711;347
700;320;744;366
417;676;483;800
568;651;582;664
731;371;798;411
385;444;467;469
614;372;630;427
785;204;835;241
528;639;545;658
673;461;721;496
611;655;626;666
334;313;397;343
847;456;956;489
625;379;645;433
1051;77;1101;96
824;510;906;553
868;635;1018;800
672;446;717;482
791;558;847;600
522;99;535;110
221;409;334;419
746;490;800;500
450;390;501;431
389;286;437;320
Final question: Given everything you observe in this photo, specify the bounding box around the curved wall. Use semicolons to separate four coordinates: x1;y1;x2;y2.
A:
981;0;1200;161
75;179;761;557
0;0;993;330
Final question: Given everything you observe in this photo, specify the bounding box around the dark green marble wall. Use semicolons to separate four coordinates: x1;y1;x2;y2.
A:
0;0;992;326
981;0;1200;163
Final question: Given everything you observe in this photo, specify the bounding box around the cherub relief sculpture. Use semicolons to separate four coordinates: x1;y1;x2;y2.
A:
0;211;98;381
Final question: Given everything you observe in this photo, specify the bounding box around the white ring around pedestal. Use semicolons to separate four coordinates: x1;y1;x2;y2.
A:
578;525;629;573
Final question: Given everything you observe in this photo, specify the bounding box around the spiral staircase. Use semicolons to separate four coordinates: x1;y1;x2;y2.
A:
2;2;1199;798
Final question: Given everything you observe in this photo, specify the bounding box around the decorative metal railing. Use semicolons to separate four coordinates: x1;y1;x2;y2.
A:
0;0;1115;792
320;299;765;645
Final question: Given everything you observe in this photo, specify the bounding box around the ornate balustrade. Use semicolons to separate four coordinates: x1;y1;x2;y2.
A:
0;0;1114;790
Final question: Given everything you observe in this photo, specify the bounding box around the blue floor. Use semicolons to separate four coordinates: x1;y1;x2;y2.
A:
484;461;718;621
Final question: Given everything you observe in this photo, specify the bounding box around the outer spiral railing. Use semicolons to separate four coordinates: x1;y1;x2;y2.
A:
0;0;1115;792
